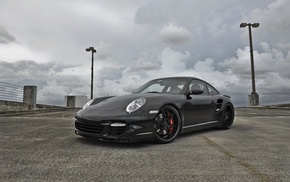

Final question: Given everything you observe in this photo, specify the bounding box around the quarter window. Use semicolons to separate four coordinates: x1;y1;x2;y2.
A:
207;84;219;95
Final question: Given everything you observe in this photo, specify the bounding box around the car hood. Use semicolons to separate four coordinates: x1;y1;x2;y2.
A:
76;93;183;120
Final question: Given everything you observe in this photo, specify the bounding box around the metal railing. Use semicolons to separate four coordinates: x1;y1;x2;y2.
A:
0;82;65;106
0;82;23;102
37;90;65;106
260;90;290;106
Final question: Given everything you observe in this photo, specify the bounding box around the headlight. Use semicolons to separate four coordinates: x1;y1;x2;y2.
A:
126;98;146;113
82;99;94;110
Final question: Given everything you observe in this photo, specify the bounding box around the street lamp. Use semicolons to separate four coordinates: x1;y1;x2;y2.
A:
240;23;259;106
86;47;97;99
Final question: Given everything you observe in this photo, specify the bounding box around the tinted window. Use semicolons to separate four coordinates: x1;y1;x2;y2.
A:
141;83;166;93
189;80;208;95
133;78;187;94
207;84;219;95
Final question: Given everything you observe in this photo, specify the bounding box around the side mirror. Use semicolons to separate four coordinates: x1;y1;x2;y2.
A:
186;89;203;99
190;89;203;95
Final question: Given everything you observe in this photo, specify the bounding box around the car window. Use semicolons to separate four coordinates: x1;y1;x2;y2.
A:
133;78;187;94
189;80;208;95
165;84;184;94
141;83;166;93
207;84;219;95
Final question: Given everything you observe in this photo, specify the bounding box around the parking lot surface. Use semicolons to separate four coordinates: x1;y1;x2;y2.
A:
0;108;289;182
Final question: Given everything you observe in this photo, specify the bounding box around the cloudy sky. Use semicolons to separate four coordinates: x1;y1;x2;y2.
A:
0;0;289;106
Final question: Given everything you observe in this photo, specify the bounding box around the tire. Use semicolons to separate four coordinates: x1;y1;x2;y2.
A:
220;103;235;130
153;105;181;144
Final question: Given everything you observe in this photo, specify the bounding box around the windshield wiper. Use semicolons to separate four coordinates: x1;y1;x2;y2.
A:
146;91;160;93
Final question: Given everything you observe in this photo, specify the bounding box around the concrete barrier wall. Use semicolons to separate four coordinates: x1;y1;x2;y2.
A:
0;100;30;111
0;95;88;111
0;100;68;112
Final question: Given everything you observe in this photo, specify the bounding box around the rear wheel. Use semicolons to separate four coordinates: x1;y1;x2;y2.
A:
153;105;181;144
220;104;234;129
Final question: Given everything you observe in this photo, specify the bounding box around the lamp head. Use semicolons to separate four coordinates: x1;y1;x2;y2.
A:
86;47;96;53
240;23;247;28
252;23;259;28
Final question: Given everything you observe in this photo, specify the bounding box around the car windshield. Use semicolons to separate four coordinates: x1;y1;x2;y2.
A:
133;78;187;94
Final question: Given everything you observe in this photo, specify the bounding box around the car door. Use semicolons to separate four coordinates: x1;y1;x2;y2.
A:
184;79;217;126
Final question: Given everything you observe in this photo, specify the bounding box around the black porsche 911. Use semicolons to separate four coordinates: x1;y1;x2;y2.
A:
75;77;235;144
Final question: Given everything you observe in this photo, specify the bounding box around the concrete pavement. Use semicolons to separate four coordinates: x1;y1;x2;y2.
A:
0;108;289;182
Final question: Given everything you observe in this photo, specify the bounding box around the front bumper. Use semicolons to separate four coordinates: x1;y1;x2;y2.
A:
74;116;155;143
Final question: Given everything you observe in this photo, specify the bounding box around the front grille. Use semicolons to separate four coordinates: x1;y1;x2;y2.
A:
109;126;126;136
75;118;126;136
75;122;104;134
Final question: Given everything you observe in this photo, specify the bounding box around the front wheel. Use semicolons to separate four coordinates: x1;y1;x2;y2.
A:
219;103;235;130
153;105;181;144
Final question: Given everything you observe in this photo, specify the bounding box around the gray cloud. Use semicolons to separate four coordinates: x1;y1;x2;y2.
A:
245;0;290;47
0;60;85;94
159;23;193;44
0;26;16;44
0;0;289;106
0;60;77;76
95;41;290;106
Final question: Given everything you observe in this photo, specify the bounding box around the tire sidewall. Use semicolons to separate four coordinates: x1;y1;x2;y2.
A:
154;105;181;144
220;103;234;130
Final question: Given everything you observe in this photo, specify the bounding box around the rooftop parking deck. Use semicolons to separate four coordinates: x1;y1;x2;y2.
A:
0;108;289;182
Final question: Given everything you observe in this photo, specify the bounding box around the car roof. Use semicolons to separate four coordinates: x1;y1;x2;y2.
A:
150;76;219;93
151;76;199;81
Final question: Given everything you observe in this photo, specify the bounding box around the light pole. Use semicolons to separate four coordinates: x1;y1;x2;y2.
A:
86;47;97;99
240;23;259;106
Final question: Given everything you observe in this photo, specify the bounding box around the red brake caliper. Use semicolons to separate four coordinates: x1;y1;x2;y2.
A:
168;113;174;133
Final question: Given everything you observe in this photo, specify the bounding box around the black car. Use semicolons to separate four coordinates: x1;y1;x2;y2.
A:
75;77;234;143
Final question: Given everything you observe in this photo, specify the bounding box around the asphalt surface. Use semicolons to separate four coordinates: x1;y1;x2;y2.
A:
0;108;289;182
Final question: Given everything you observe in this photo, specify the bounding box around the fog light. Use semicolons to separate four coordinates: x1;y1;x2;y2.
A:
128;128;135;133
127;124;143;133
130;125;143;130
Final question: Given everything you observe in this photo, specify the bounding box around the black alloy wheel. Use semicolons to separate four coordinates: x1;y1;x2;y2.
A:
220;104;234;129
153;105;181;144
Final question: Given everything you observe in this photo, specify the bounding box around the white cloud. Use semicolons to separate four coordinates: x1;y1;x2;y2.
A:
220;42;290;93
159;47;189;73
95;42;290;106
0;43;50;63
221;42;290;79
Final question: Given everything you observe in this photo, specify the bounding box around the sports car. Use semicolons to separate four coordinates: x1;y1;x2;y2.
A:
75;77;235;143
